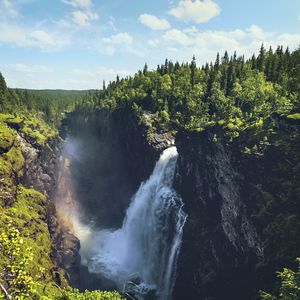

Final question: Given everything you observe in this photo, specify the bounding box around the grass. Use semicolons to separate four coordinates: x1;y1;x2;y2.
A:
0;112;58;149
0;121;16;151
4;143;25;177
0;185;68;298
21;115;58;146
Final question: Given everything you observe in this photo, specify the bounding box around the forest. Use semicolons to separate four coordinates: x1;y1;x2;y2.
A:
0;44;300;300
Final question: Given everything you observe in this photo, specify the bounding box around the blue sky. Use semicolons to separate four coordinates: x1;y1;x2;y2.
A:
0;0;300;90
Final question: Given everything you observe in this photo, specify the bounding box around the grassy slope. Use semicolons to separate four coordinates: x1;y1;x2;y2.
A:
0;112;123;300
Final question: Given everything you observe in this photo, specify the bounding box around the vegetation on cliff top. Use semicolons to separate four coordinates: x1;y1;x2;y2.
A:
75;45;299;137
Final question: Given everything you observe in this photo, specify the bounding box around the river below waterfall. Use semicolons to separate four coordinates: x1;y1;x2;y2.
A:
55;137;187;300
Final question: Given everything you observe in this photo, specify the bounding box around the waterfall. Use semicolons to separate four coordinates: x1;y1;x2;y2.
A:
56;140;187;299
83;146;187;299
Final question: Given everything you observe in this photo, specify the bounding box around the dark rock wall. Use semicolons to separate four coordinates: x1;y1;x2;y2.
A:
173;130;263;300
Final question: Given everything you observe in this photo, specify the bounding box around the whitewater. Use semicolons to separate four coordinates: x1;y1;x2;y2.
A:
56;139;187;300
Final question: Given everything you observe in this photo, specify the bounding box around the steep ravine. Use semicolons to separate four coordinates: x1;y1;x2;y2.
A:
56;108;177;294
33;108;298;300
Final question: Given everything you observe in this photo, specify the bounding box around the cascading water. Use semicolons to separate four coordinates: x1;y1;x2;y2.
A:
56;139;187;300
84;146;187;299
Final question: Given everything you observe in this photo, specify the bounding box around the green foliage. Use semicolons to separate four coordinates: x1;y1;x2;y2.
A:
287;113;300;120
0;71;89;128
21;115;57;146
260;258;300;300
0;185;124;299
0;118;16;151
71;45;299;136
0;111;58;147
0;79;125;299
0;185;61;298
0;223;38;300
58;288;124;300
4;144;25;177
0;222;124;300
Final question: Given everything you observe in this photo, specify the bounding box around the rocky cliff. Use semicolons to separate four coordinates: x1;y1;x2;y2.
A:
0;113;80;293
173;117;300;299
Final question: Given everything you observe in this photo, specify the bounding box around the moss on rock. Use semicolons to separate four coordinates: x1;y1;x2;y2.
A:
0;121;16;151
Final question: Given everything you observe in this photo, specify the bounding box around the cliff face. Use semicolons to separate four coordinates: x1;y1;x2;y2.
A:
173;118;300;300
0;113;76;294
173;130;262;300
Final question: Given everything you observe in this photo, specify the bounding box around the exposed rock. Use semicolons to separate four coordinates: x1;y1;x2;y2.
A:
16;132;81;288
173;129;263;300
148;132;175;151
18;134;55;197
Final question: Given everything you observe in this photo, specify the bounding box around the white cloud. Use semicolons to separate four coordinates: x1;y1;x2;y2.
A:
247;24;272;40
1;0;19;18
0;21;70;51
147;39;160;47
67;66;134;89
100;33;134;56
30;30;56;46
139;14;171;30
103;32;133;45
163;29;192;46
169;0;221;23
297;14;300;21
73;67;132;77
54;19;74;29
62;0;92;8
147;24;300;67
8;64;52;74
108;16;117;31
71;10;98;27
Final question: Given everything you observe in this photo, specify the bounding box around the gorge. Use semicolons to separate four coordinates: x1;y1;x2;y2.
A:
1;45;300;300
51;105;300;300
55;134;187;300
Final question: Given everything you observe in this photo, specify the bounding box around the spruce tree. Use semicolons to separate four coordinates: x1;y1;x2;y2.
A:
190;55;197;88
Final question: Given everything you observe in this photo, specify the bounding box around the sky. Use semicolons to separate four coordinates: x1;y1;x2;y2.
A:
0;0;300;90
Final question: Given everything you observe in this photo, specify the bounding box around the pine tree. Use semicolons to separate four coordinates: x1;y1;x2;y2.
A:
257;43;266;72
0;72;8;110
251;54;257;69
226;60;236;96
214;53;220;71
222;51;229;64
190;55;197;88
143;63;148;75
